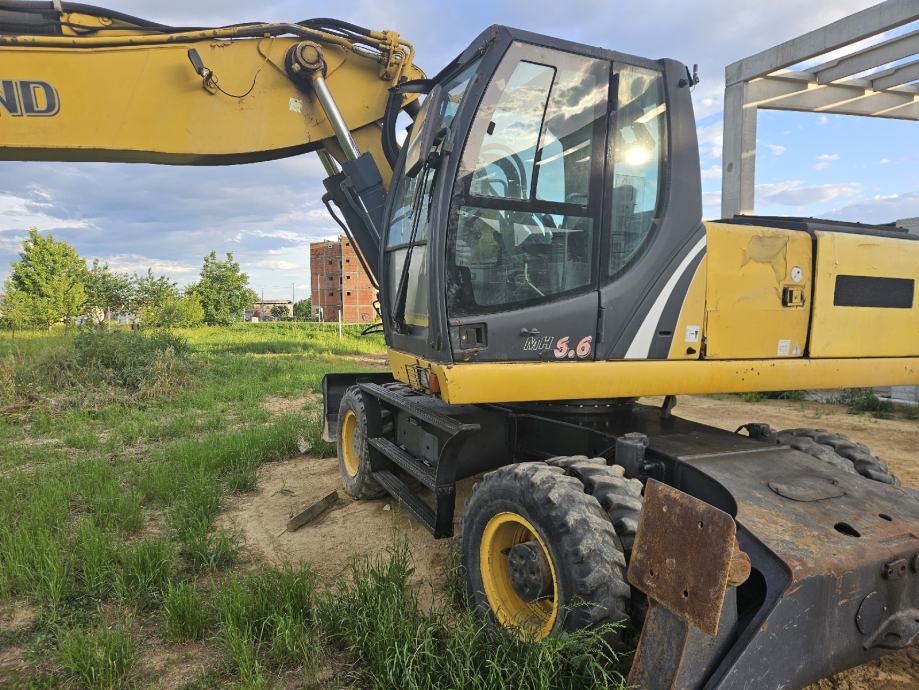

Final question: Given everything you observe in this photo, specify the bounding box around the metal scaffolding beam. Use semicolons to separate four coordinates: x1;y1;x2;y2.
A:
722;0;919;218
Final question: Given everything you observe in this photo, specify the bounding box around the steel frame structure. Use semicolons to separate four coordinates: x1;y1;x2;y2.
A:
721;0;919;218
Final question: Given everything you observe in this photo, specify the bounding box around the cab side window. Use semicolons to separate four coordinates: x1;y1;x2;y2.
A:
608;66;667;277
385;60;480;327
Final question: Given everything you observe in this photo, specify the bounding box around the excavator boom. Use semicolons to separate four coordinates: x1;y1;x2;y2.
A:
0;1;423;181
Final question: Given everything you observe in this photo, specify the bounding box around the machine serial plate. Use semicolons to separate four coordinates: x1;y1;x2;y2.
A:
628;480;736;636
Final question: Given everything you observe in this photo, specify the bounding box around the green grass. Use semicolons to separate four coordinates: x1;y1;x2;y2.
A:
56;622;136;690
162;581;210;642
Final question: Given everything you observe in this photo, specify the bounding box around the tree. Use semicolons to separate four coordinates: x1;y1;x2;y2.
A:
293;298;312;320
140;294;205;328
5;229;87;329
186;251;258;326
133;269;179;311
270;304;289;320
0;290;38;332
85;259;133;325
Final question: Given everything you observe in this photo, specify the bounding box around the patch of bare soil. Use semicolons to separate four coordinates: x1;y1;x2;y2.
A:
262;394;319;416
330;353;389;369
135;636;214;690
218;455;476;609
0;601;39;682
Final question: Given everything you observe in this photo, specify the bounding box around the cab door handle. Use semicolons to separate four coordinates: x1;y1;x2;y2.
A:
520;328;540;336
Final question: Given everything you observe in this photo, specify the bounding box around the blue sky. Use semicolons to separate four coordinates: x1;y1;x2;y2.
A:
1;1;917;298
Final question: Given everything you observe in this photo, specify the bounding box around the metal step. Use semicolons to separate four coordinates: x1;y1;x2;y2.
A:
369;436;436;491
358;382;479;436
371;470;437;535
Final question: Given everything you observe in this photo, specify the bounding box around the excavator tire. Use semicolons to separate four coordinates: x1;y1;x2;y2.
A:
337;386;387;499
460;461;631;641
777;428;900;486
545;456;644;553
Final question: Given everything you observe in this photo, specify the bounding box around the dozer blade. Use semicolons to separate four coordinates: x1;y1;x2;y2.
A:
626;450;919;690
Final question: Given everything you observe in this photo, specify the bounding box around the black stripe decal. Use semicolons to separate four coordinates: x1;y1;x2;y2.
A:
833;275;914;309
648;248;706;359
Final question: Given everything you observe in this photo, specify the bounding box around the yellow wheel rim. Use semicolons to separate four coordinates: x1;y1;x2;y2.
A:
341;409;361;478
480;511;559;639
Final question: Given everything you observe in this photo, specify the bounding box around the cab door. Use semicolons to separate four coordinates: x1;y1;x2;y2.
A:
445;42;610;363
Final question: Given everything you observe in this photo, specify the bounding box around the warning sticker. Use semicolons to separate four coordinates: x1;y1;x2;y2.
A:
777;339;791;357
289;97;303;113
685;325;701;343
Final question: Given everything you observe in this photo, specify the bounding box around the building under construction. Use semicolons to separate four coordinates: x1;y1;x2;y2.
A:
309;236;376;323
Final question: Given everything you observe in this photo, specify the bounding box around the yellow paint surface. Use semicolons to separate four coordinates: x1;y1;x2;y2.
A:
810;231;919;358
703;223;811;359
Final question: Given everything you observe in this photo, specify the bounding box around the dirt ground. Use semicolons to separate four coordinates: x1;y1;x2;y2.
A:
222;394;919;689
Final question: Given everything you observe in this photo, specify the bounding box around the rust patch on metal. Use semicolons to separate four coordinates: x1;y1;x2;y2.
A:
628;480;737;636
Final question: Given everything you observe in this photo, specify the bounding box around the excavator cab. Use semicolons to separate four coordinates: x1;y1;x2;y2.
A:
377;26;703;367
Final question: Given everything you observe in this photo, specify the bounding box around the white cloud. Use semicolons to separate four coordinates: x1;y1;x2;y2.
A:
879;158;891;165
825;192;919;225
251;258;300;271
758;180;860;206
817;115;829;126
103;254;198;276
700;165;722;181
0;193;91;233
814;153;839;170
696;121;724;160
767;144;786;156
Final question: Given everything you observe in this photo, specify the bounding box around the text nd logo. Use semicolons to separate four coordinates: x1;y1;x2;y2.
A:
0;80;59;116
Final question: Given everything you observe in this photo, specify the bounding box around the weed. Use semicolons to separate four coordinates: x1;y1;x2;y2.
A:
56;622;135;690
162;582;210;641
215;565;318;683
63;429;100;450
180;527;239;573
72;519;118;598
835;388;895;417
114;539;176;609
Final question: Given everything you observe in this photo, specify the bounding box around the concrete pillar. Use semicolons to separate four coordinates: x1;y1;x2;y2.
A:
721;83;758;218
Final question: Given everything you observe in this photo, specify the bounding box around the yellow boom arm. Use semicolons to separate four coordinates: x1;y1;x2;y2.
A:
0;5;425;184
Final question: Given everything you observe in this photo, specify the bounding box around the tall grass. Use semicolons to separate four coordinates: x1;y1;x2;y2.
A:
56;622;135;690
320;542;628;690
0;324;631;688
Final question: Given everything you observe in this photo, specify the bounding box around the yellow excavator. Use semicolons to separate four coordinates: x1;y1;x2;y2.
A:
3;3;919;688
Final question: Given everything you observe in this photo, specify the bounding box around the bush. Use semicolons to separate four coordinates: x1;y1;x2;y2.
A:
71;329;190;390
3;329;194;408
140;295;205;328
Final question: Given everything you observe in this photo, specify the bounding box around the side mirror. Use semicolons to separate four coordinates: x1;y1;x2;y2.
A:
404;84;444;178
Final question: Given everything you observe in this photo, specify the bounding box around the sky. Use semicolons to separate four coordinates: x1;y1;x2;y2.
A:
1;1;917;299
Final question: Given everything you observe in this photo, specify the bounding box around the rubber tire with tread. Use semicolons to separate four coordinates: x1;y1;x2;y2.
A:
337;386;386;499
461;461;631;638
545;455;644;553
777;427;899;485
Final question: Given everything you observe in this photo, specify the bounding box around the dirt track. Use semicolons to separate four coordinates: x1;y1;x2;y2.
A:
222;394;919;689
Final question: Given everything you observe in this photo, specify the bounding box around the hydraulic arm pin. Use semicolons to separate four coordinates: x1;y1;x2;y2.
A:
287;41;361;161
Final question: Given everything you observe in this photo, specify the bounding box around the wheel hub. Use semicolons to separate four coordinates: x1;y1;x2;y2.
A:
507;540;553;603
